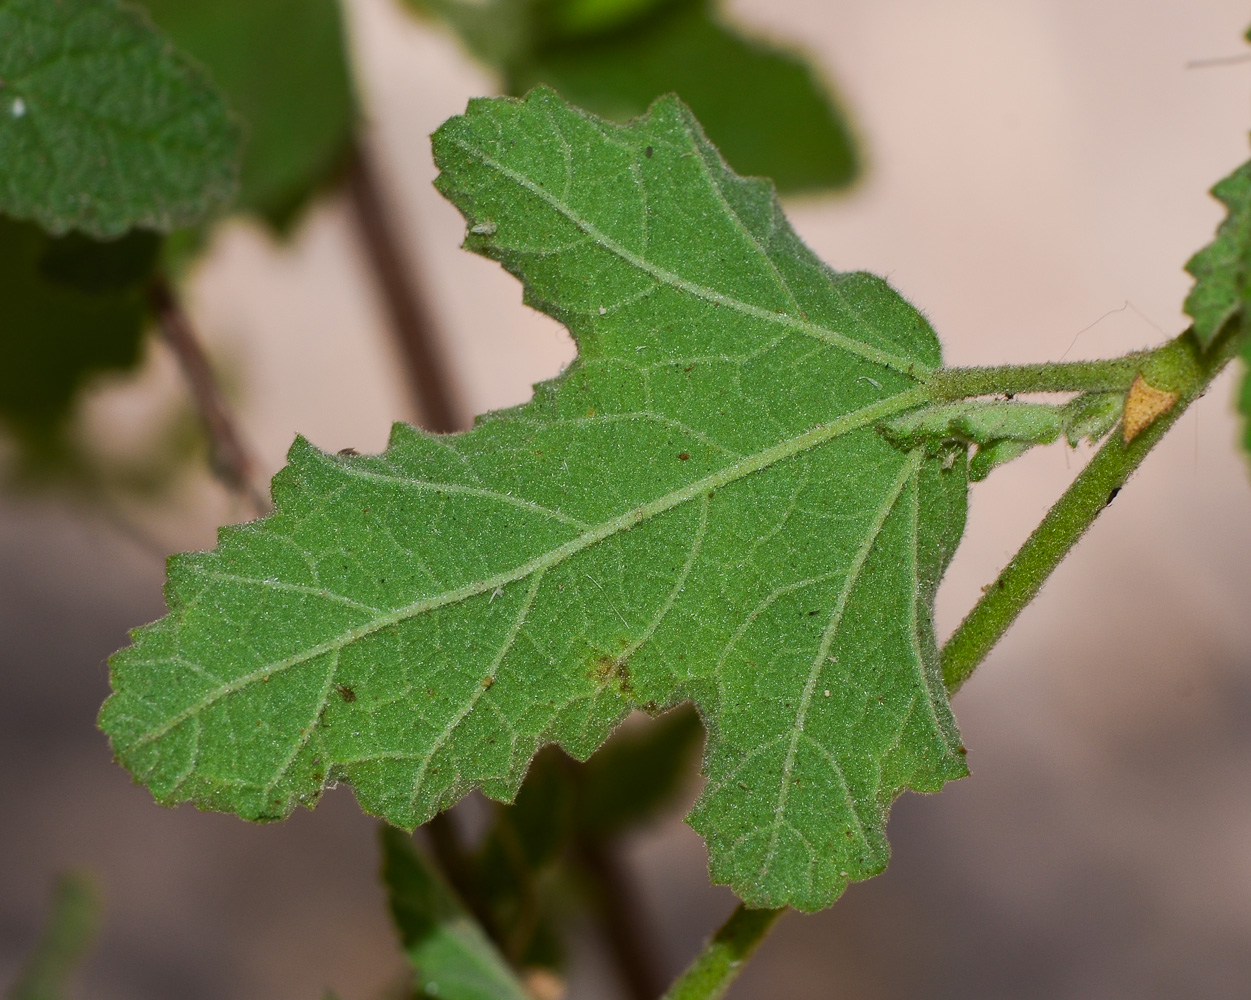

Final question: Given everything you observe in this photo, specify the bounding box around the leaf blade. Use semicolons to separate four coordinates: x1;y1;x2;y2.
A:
138;0;356;229
102;90;966;912
0;0;240;236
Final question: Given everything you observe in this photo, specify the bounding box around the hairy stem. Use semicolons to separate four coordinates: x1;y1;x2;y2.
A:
923;354;1148;400
661;327;1240;1000
346;144;462;433
660;904;784;1000
941;327;1239;691
149;276;269;516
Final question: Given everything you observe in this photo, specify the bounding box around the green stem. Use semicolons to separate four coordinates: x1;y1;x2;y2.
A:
941;327;1239;692
660;328;1240;1000
923;354;1148;400
660;905;784;1000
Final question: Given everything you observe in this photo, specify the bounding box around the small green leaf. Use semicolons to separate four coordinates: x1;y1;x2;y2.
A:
0;217;150;440
881;400;1067;452
1060;391;1122;447
408;0;536;69
1184;158;1251;350
381;827;531;1000
8;873;97;1000
545;0;677;39
0;0;241;237
139;0;356;229
881;393;1123;482
102;90;966;911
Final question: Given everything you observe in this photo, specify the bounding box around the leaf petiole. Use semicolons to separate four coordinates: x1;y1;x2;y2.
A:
660;904;784;1000
940;325;1241;692
666;325;1242;999
922;353;1150;400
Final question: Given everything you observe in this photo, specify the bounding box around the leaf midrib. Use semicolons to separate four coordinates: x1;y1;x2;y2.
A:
444;132;934;379
127;385;932;750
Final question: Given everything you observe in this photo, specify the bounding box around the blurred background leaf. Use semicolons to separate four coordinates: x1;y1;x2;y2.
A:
0;219;154;448
6;873;97;1000
409;0;860;194
139;0;358;232
381;827;533;1000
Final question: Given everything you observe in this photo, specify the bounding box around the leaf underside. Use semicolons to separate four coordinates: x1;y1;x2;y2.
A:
0;0;240;237
102;89;967;911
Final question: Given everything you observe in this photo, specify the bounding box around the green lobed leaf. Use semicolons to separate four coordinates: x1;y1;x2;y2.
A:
881;393;1122;482
416;0;858;195
0;0;241;237
8;873;97;1000
0;217;151;440
1183;158;1251;350
381;826;532;1000
102;89;967;911
139;0;356;229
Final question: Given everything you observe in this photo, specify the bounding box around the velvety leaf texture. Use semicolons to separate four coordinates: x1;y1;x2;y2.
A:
0;0;240;237
1183;158;1251;350
139;0;356;229
102;89;967;911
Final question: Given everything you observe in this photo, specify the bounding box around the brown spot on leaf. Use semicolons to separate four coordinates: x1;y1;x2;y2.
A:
335;684;356;702
590;654;632;694
678;452;690;461
644;145;653;158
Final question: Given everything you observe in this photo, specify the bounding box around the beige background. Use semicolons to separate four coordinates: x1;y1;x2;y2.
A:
3;0;1251;996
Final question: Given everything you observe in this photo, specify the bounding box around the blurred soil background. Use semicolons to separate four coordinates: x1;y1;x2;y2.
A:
3;0;1251;996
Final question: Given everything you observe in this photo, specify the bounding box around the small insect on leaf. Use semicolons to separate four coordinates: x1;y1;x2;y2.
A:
1122;374;1178;444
